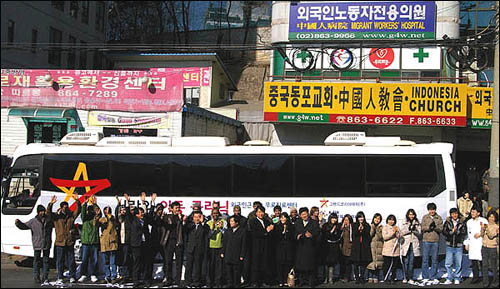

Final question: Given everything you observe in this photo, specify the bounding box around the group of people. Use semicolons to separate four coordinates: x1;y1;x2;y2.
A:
15;192;499;288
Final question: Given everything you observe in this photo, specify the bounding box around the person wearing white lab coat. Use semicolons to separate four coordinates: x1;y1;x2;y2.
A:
465;206;488;284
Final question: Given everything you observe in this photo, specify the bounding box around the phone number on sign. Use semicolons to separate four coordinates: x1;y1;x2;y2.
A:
335;116;458;126
295;33;355;39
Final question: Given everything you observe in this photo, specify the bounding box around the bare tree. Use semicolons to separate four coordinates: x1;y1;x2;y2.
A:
181;1;191;44
108;1;169;43
166;1;181;44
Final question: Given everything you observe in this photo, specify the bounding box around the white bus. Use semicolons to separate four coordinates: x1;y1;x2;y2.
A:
1;131;457;259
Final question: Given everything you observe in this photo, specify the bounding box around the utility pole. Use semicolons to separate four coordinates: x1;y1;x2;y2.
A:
489;0;499;208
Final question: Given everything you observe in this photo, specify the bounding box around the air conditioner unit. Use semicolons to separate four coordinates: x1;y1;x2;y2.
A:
96;137;172;147
244;140;270;146
172;137;230;147
324;131;366;146
60;132;103;145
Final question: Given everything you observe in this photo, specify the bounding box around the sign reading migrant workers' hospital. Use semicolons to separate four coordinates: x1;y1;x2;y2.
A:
264;82;467;127
289;2;436;40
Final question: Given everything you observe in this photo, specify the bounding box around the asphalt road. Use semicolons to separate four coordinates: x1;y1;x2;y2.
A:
0;254;493;288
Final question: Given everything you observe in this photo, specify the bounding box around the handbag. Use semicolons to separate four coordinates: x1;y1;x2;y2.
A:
287;268;295;287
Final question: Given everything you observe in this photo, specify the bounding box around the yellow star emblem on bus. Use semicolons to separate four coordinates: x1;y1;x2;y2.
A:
320;198;329;208
49;162;111;211
59;162;91;202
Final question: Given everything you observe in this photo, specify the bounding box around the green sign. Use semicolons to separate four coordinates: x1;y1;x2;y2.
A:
469;119;492;129
278;113;330;123
413;48;430;63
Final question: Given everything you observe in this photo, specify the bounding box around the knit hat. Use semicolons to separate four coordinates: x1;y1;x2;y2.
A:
37;205;46;213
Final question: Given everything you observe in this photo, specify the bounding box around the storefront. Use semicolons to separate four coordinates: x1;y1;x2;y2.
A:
1;107;83;153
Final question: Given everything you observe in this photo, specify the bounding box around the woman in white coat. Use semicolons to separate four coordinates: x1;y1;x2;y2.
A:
465;206;488;284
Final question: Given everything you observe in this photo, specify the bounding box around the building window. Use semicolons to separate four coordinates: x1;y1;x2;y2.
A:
8;20;15;44
68;35;77;68
96;1;105;32
51;1;65;11
421;71;441;78
48;27;62;66
219;84;227;100
93;51;102;68
31;29;38;53
81;1;89;24
184;87;200;106
28;122;67;144
70;1;79;19
79;41;87;69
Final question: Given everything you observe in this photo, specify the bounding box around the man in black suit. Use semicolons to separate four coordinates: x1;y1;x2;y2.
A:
115;195;133;283
125;194;152;287
233;205;250;285
222;215;247;288
161;201;187;287
148;193;167;282
248;206;274;287
184;211;207;288
295;207;320;288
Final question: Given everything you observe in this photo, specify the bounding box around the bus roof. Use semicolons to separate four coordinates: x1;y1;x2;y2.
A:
11;141;454;164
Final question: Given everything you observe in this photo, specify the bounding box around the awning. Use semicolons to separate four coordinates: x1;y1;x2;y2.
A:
7;108;77;118
8;108;83;129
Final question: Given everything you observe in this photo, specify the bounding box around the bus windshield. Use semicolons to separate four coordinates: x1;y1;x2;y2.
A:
2;168;40;212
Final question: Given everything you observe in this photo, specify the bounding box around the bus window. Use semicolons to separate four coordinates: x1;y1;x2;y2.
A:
1;155;12;180
2;168;40;212
295;156;364;197
172;155;231;197
233;155;293;197
43;155;112;196
110;157;170;195
365;155;445;197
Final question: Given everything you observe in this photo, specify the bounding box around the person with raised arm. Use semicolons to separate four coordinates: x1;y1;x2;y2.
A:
161;200;187;288
126;192;153;287
78;195;102;283
98;204;119;284
115;194;132;283
47;193;81;286
15;202;54;285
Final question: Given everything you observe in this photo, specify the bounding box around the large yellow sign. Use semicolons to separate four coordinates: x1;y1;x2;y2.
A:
467;87;493;128
264;82;467;126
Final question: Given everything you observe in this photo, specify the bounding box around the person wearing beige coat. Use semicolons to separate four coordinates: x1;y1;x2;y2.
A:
382;215;402;284
99;206;119;283
399;209;422;284
340;214;353;282
457;192;473;220
367;213;384;283
480;211;499;288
